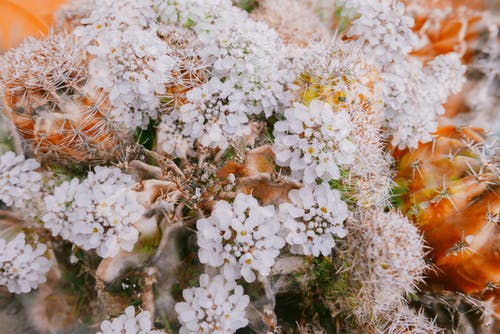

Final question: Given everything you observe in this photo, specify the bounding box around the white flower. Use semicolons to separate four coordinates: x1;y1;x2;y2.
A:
337;0;418;65
273;99;356;185
0;152;41;209
175;274;249;334
156;114;195;159
95;189;144;254
155;0;296;157
42;167;145;258
334;2;466;149
0;233;51;294
197;194;285;283
75;0;179;129
425;53;466;101
279;183;348;257
97;305;164;334
381;55;465;149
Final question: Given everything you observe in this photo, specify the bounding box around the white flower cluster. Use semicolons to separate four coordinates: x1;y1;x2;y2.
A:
156;0;295;157
197;193;285;283
0;151;41;209
75;0;177;129
97;306;164;334
273;99;356;184
279;184;348;256
0;233;51;294
337;0;418;65
42;167;144;258
175;274;249;334
336;0;466;149
425;53;467;101
382;54;466;148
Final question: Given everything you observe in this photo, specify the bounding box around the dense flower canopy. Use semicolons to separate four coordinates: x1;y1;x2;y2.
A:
0;0;497;333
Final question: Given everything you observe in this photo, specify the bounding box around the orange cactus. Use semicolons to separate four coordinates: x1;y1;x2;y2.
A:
0;0;67;51
3;89;128;164
1;34;131;164
394;126;499;303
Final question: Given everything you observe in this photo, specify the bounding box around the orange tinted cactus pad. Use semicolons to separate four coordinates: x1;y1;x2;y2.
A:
394;126;499;299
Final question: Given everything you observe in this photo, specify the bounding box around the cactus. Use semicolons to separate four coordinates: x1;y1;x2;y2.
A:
394;126;499;303
0;34;131;165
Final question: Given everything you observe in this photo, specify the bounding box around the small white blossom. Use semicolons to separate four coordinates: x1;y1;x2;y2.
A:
42;167;145;258
0;152;41;209
279;183;348;257
175;274;249;334
337;0;418;64
425;53;467;101
273;99;356;185
97;305;164;334
382;55;466;148
0;233;51;294
197;194;285;283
